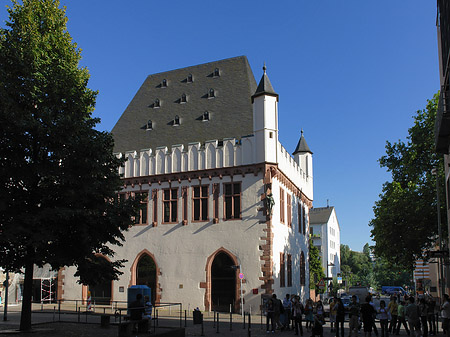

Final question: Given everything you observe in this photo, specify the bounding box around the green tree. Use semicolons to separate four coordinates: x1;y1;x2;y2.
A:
369;94;446;269
309;238;326;291
0;0;140;330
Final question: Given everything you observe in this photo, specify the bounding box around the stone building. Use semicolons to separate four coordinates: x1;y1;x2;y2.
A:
61;56;313;313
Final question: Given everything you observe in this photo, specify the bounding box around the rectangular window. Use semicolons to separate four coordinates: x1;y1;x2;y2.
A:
287;194;292;227
280;188;285;224
303;205;307;234
182;187;188;224
224;182;241;220
213;183;220;222
280;252;285;287
152;189;158;226
163;188;178;223
287;254;292;287
193;185;209;221
298;202;302;233
134;192;148;225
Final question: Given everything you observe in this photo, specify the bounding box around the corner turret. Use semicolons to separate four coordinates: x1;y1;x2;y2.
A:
293;130;313;177
252;64;279;164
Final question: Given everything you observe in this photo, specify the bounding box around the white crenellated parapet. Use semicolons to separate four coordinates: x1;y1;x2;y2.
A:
118;135;257;178
277;142;313;200
118;136;312;199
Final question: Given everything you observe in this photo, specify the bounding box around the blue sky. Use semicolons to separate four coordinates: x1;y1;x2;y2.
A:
0;1;440;251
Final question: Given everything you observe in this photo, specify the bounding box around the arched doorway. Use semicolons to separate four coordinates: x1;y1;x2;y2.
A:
136;254;157;305
88;256;112;305
211;252;236;312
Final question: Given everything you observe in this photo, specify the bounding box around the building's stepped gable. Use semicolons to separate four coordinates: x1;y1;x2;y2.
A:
112;56;257;154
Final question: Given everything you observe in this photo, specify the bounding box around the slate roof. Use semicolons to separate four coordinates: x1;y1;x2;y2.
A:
112;56;257;153
251;64;278;102
309;206;335;225
293;130;313;155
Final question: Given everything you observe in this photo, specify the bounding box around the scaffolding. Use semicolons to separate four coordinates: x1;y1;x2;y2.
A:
40;277;56;303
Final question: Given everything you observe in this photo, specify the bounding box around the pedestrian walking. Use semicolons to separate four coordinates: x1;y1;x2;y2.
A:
336;297;346;337
388;296;399;334
292;295;304;336
361;295;376;337
442;294;450;337
349;295;361;337
305;298;314;331
273;294;283;330
395;300;410;336
369;295;379;337
378;300;390;337
265;295;275;333
419;297;428;337
405;297;420;337
330;297;337;333
426;295;436;336
283;293;292;330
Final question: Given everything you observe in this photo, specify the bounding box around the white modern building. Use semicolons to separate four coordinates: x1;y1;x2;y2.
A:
309;206;341;284
60;56;313;313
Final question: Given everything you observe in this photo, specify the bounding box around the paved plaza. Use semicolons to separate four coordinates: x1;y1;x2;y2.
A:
0;302;442;337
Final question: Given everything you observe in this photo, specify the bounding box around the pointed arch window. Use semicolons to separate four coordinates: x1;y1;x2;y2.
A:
209;88;215;98
147;120;153;130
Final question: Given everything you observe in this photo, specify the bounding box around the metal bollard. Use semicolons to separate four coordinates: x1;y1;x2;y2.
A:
213;311;216;328
185;310;187;327
78;307;80;323
156;309;159;327
216;312;220;333
230;310;232;331
201;316;205;336
243;311;246;329
53;306;55;322
248;312;252;337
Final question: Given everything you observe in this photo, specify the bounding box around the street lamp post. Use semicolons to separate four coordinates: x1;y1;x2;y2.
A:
432;167;445;303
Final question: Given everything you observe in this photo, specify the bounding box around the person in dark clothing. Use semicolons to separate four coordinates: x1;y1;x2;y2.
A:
335;297;345;337
129;293;144;320
266;296;276;333
361;295;376;337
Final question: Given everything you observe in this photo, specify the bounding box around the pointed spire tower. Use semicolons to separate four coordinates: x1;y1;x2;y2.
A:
293;129;313;177
252;63;279;164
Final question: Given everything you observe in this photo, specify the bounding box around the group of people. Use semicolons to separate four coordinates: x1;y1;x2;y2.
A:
265;293;450;337
334;294;445;337
265;293;328;335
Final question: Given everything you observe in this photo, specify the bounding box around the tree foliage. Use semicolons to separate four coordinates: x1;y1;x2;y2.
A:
0;0;139;330
309;238;326;291
369;94;446;269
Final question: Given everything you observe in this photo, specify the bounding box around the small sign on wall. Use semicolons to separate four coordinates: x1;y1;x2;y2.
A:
253;288;258;295
119;286;124;293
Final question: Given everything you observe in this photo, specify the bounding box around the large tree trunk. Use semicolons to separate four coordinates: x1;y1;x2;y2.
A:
19;260;33;331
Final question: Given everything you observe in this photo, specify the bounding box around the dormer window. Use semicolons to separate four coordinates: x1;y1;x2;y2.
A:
181;93;187;103
147;120;153;130
162;79;167;87
203;111;210;121
174;115;180;126
214;68;220;77
208;88;215;98
187;74;193;83
154;99;160;108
